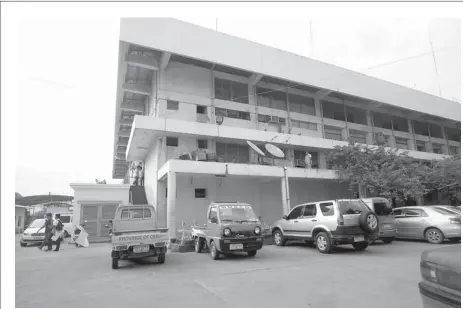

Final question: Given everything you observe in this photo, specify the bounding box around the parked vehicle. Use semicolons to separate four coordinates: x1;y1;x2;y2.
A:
419;244;461;307
20;218;58;247
362;197;396;244
51;212;74;238
191;202;264;260
272;199;379;254
393;206;461;244
109;205;169;269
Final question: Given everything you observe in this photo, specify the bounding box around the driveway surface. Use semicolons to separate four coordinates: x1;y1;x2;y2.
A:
16;237;456;308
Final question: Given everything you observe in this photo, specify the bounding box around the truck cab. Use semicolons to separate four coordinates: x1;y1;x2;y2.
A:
109;204;169;269
192;201;264;260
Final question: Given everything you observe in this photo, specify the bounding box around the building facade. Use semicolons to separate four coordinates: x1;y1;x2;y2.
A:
79;18;461;240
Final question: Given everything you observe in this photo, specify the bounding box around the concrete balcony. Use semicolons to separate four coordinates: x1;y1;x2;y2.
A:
125;53;159;70
122;82;152;96
157;159;338;181
118;130;131;138
120;118;134;126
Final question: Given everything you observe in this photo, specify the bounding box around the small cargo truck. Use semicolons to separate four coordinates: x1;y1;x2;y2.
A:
191;201;264;260
109;204;169;269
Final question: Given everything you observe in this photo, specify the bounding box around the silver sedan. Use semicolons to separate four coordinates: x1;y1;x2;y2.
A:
393;206;461;244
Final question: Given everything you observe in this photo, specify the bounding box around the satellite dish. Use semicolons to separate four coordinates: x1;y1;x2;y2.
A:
247;141;265;156
265;143;285;158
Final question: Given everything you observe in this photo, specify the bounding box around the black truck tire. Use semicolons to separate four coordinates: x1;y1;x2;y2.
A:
359;211;379;234
195;237;204;253
247;250;257;257
112;258;119;269
315;232;333;254
273;229;286;246
158;253;166;264
210;241;220;260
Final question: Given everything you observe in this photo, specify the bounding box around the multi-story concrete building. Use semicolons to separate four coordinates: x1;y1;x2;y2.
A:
72;18;461;240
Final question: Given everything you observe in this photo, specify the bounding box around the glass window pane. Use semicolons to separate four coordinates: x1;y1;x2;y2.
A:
231;81;249;104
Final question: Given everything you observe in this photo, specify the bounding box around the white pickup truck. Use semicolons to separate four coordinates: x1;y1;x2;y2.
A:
109;204;169;269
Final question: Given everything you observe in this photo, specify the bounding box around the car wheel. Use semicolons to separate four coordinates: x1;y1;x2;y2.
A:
210;241;220;260
273;229;286;246
315;232;332;254
20;241;27;247
359;211;379;234
195;237;204;253
158;253;166;264
247;250;257;257
382;237;394;244
425;228;444;244
352;242;369;251
112;258;119;270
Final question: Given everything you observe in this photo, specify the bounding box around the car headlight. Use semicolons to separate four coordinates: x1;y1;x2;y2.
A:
254;226;261;235
223;228;231;236
23;233;30;236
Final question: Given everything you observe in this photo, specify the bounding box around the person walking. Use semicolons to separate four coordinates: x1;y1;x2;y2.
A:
52;214;65;252
37;213;54;251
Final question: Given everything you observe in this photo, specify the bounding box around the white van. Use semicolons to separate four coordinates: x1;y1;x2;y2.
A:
51;212;74;238
362;197;397;244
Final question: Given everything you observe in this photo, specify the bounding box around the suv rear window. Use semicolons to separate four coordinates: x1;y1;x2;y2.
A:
337;200;370;215
373;202;392;216
432;207;456;215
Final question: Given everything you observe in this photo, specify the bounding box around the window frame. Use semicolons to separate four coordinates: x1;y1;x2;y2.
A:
167;100;179;111
194;188;207;198
302;204;317;217
197;139;208;149
166;137;179;147
287;205;304;220
208;207;218;223
319;202;335;216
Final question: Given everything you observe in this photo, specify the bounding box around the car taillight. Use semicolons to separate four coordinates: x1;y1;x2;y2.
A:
337;213;344;226
449;217;461;224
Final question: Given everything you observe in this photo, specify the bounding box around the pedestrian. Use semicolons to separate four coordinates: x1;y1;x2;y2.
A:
304;152;312;169
52;214;65;252
37;213;54;252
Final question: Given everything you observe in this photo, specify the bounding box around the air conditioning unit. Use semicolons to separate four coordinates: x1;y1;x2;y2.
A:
295;159;306;168
196;151;207;161
269;116;280;123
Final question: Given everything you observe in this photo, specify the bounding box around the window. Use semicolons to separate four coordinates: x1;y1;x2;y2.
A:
429;124;443;139
337;200;370;215
292;120;317;131
121;208;152;219
288;93;315;115
208;207;218;222
414;121;429;136
433;207;458;216
416;141;427;152
167;100;179;110
302;204;317;217
345;106;367;125
322;100;345;121
395;138;409;150
216;142;250;163
393;209;404;217
324;126;343;141
294;150;318;168
197;105;207;114
373;202;392;216
256;87;287;111
349;130;367;144
391;116;408;132
215;108;250;121
432;144;443;154
166;137;178;147
445;127;461;142
195;189;206;198
320;202;335;216
287;206;304;220
372;112;393;130
404;209;426;217
197;139;208;149
449;146;459;156
214;78;249;104
257;114;286;125
60;215;71;223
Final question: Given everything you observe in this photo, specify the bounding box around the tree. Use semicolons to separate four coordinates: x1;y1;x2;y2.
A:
327;141;428;204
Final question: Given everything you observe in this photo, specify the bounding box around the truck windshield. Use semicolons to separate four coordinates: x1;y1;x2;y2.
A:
218;205;258;222
338;200;370;215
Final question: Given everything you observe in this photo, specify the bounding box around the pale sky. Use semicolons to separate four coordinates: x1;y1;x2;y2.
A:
13;16;461;197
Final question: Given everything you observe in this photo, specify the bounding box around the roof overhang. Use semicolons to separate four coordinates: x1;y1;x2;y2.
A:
120;18;461;122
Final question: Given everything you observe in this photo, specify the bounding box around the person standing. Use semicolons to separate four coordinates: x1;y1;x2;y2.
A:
52;214;65;252
37;213;54;251
304;152;312;169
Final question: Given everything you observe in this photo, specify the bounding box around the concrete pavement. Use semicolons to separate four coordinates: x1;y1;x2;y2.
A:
15;238;448;308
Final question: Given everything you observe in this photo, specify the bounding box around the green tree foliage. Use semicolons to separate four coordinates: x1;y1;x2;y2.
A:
327;141;461;204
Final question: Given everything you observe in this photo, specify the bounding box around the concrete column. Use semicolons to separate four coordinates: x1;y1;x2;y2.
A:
248;82;258;129
167;171;177;240
281;170;291;215
341;128;349;141
366;111;374;145
315;99;324;135
319;152;328;169
407;120;416;150
441;125;450;155
388;135;395;148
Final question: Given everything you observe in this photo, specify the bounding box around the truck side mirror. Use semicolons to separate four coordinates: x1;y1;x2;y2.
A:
211;217;218;224
283;215;288;220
